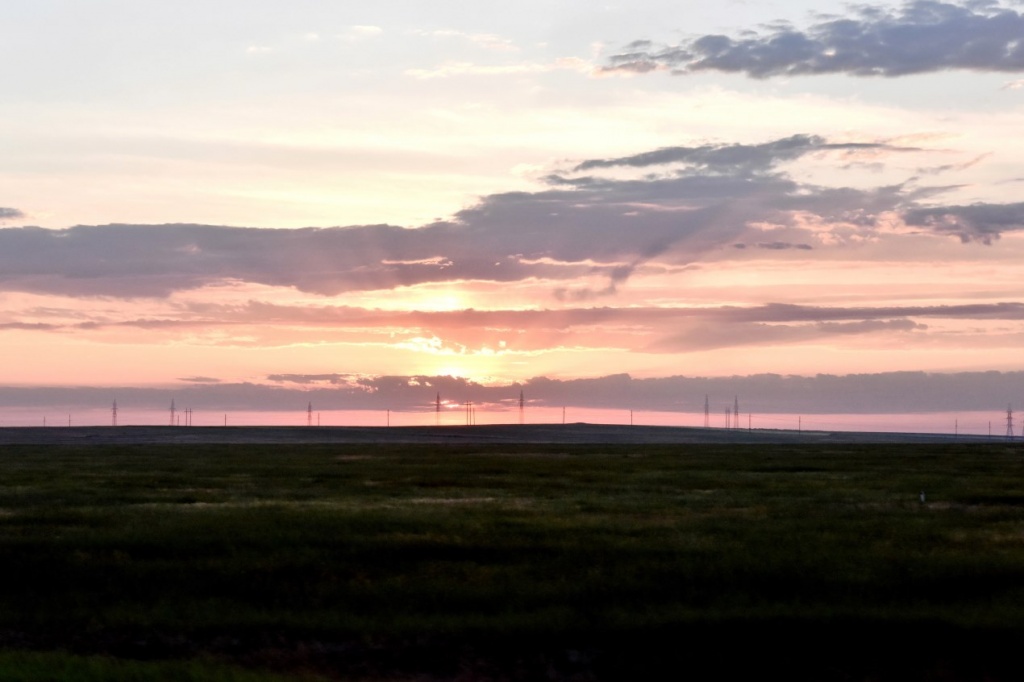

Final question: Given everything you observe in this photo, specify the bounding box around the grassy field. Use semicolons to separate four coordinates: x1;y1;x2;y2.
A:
0;440;1021;680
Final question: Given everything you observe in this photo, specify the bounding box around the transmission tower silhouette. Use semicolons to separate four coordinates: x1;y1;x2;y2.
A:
1007;404;1015;439
519;390;525;425
703;395;710;428
733;396;739;430
111;400;117;427
169;399;176;426
307;402;313;427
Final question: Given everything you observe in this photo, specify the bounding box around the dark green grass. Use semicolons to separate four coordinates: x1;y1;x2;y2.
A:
0;442;1021;679
0;651;312;682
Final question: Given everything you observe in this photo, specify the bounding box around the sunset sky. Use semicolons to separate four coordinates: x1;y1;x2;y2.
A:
2;1;1024;427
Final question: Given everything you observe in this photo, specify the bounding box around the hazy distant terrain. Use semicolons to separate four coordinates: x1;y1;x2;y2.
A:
0;422;991;446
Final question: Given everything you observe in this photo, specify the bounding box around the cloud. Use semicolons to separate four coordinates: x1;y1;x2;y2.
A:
411;29;518;52
649;318;926;353
14;300;1022;357
733;241;814;250
348;25;383;37
0;207;24;221
1;370;1022;415
0;134;1011;299
603;1;1024;79
572;134;911;173
405;57;590;79
903;201;1024;243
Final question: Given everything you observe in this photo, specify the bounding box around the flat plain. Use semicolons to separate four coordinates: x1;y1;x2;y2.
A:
0;426;1020;680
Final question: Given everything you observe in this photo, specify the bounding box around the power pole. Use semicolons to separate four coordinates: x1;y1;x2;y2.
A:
307;402;313;427
519;390;525;425
734;396;740;430
169;399;176;427
704;395;710;428
112;400;118;427
1007;404;1015;439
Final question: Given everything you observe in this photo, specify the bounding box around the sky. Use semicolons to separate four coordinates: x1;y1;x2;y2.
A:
2;0;1024;428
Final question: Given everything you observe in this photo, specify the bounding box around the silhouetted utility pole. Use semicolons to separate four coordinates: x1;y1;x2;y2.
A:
1007;404;1015;439
704;395;710;428
734;396;740;430
307;402;313;427
111;400;118;427
519;390;525;425
169;399;176;427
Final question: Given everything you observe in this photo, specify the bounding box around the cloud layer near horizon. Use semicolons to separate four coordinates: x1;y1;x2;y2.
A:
1;370;1020;416
604;1;1024;78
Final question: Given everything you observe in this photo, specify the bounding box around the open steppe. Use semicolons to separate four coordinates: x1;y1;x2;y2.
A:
0;422;989;446
0;426;1019;680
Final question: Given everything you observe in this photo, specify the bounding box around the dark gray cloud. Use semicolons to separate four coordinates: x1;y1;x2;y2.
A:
903;201;1024;243
1;370;1022;416
604;1;1024;79
0;208;24;221
0;135;1011;299
572;135;910;173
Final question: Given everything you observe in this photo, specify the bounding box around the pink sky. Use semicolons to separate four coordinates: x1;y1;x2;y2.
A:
2;2;1024;425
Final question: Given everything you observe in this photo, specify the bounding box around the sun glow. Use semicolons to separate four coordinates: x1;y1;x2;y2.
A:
436;364;468;378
